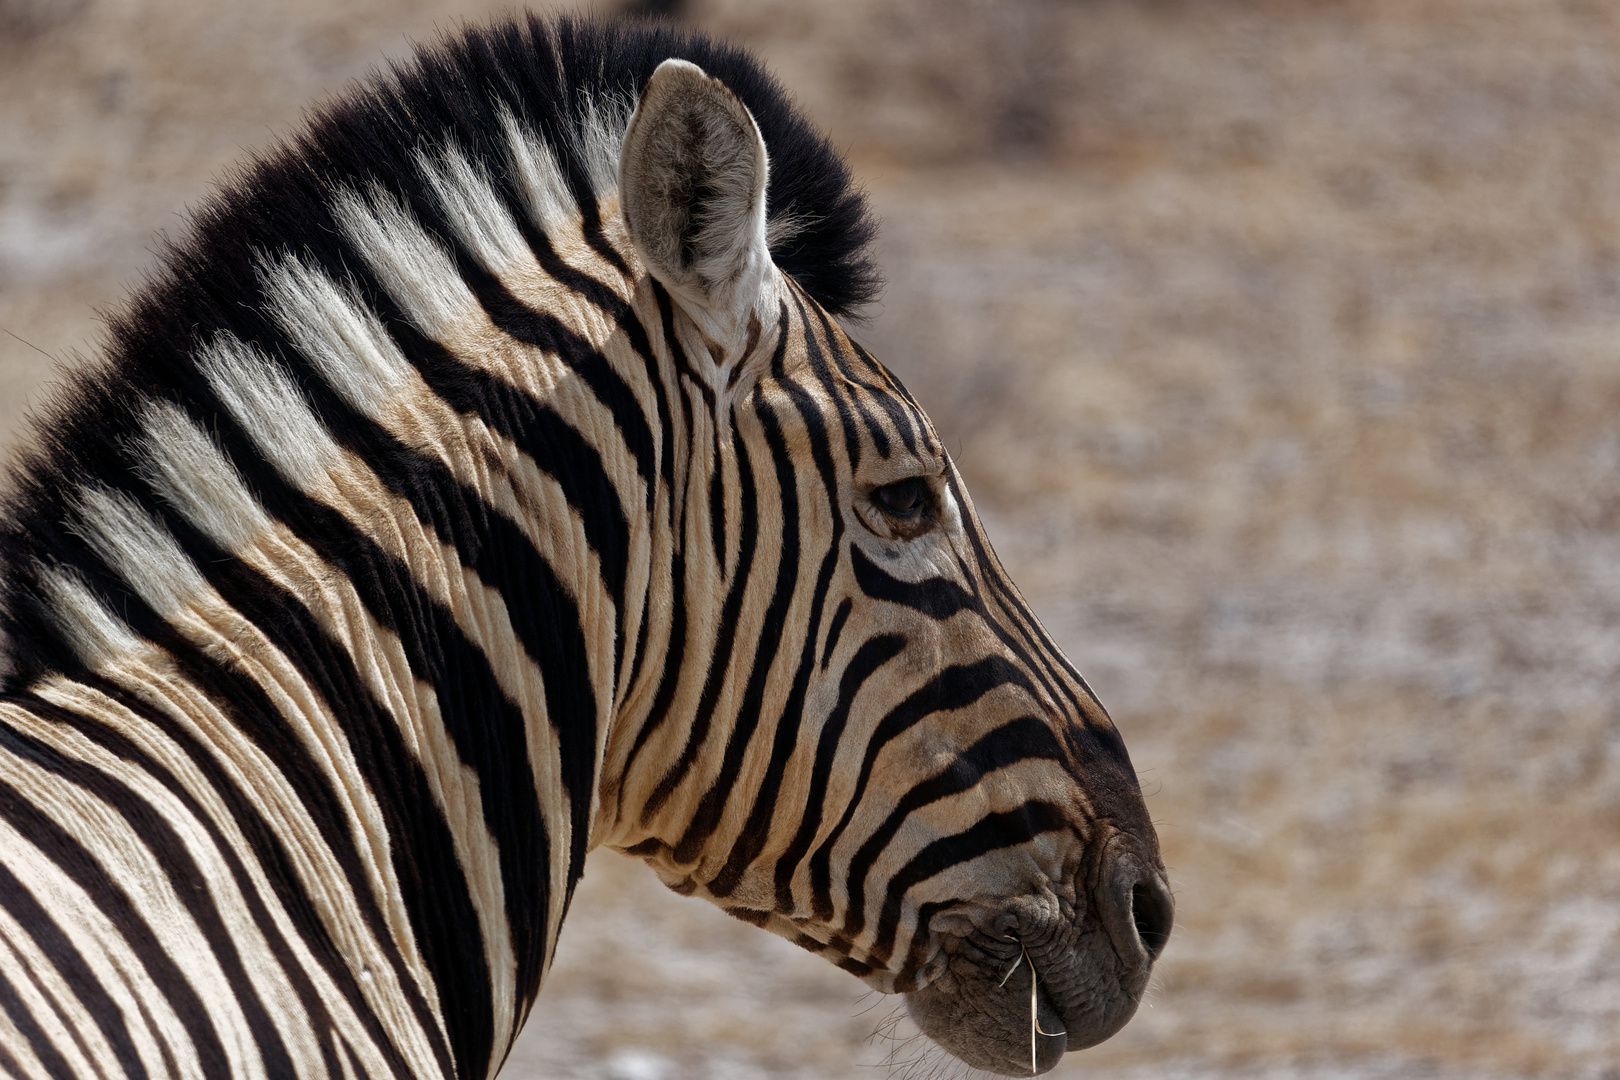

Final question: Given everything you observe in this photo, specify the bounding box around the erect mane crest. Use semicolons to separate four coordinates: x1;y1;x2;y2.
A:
318;14;880;315
0;14;879;686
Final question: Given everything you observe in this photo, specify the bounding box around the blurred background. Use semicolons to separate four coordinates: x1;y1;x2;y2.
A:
4;0;1620;1076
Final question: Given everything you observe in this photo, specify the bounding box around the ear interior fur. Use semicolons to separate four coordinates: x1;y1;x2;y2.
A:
619;59;772;337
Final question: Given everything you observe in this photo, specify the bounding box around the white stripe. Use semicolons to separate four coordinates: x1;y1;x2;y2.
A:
0;758;258;1080
259;256;410;417
499;107;579;234
332;1028;362;1080
195;332;340;492
36;563;141;669
71;484;207;620
333;185;475;341
417;144;531;280
573;92;631;197
137;400;274;554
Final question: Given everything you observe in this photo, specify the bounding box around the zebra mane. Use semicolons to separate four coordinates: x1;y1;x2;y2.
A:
0;13;880;687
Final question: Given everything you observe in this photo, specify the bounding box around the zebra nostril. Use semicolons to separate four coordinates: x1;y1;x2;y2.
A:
1130;876;1173;961
1097;843;1174;969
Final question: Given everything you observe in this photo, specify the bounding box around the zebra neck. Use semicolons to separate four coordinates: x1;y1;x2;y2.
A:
9;228;672;1079
592;288;812;867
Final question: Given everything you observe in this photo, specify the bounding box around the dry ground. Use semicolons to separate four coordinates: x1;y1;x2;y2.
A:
3;0;1619;1077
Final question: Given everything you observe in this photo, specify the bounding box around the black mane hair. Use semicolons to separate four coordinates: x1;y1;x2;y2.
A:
0;13;881;688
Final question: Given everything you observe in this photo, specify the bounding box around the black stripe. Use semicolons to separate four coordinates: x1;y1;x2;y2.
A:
618;569;653;715
653;284;698;541
620;549;688;789
708;440;727;576
612;295;678;713
0;853;150;1080
840;716;1065;940
808;656;1036;920
871;801;1069;960
819;597;853;672
952;536;1086;723
0;720;295;1078
768;634;905;912
579;195;634;280
850;544;976;621
36;686;361;1080
507;206;633;317
613;294;676;507
0;760;232;1075
896;899;955;988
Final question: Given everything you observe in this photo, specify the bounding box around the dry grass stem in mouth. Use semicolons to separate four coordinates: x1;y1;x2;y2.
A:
1000;946;1064;1074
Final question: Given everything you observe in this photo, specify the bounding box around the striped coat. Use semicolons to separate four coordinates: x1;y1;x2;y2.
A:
0;16;1169;1079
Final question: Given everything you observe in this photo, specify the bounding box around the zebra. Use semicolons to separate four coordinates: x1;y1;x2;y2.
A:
0;14;1171;1079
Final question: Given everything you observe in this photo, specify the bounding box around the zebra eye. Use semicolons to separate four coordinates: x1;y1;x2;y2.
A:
872;478;928;520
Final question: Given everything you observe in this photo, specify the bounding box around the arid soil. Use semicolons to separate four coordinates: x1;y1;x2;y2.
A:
3;1;1619;1077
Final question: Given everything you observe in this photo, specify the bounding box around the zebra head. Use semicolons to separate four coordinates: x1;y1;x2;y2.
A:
606;59;1172;1075
0;23;1167;1080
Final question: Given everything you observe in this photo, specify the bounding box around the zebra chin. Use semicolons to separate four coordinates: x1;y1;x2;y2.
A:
902;835;1174;1076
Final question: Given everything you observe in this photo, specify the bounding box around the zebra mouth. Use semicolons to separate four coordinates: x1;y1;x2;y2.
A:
902;920;1144;1076
901;840;1172;1075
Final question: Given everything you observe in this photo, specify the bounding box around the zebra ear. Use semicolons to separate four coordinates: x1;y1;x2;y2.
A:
619;59;772;330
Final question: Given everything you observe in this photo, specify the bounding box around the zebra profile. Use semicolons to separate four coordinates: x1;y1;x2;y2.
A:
0;15;1171;1079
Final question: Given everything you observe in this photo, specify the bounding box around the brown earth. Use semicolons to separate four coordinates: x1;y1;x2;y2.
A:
3;0;1619;1077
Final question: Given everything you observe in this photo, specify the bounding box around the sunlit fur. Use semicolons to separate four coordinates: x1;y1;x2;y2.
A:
0;15;1163;1080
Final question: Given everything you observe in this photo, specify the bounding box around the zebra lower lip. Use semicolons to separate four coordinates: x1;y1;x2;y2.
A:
901;906;1154;1076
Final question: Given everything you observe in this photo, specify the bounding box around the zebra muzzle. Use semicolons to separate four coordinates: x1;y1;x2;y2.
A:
902;837;1173;1075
